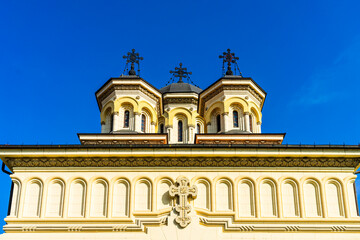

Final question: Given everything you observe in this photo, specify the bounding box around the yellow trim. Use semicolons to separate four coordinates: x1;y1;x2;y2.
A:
204;101;224;122
114;97;139;112
224;97;249;112
100;102;114;123
167;107;195;125
249;102;262;123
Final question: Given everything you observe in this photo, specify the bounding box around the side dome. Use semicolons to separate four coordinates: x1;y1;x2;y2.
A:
159;82;202;94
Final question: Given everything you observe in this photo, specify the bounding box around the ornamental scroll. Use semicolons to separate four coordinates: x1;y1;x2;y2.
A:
169;176;197;228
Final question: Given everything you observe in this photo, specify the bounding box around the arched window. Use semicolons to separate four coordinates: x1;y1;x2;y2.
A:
178;121;183;142
141;114;146;132
196;124;201;134
160;123;164;133
216;114;221;132
124;110;130;128
249;115;253;132
233;111;239;128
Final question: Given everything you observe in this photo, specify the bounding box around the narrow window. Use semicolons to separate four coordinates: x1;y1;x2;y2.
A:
124;110;130;128
178;121;183;142
141;114;146;132
110;114;114;132
233;111;239;128
249;115;253;132
196;124;201;134
216;114;221;132
160;123;164;133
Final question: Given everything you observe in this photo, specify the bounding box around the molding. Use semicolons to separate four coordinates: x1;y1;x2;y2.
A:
3;156;359;169
164;97;198;105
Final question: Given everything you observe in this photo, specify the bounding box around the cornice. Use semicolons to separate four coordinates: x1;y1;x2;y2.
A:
3;156;359;169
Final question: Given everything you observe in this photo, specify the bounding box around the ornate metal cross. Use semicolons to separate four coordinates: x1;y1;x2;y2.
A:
170;63;192;83
219;48;239;75
123;49;144;76
169;176;197;228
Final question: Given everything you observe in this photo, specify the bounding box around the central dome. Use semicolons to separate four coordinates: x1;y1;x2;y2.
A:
159;82;202;94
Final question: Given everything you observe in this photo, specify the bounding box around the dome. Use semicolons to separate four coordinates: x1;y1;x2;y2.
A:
159;82;202;94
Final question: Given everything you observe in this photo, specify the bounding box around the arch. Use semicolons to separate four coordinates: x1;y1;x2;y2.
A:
168;107;193;126
134;179;152;211
303;179;322;217
114;97;139;113
281;179;299;217
45;179;64;217
238;179;255;217
9;179;21;217
138;101;157;123
204;101;224;123
346;178;358;217
100;101;114;124
215;179;233;211
112;179;130;217
68;179;86;217
23;179;42;217
156;178;172;210
195;117;205;134
224;97;249;113
195;178;211;210
248;102;262;123
90;179;108;217
260;179;277;217
325;179;344;217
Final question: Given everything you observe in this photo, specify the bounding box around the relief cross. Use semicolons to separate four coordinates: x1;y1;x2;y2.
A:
169;176;197;228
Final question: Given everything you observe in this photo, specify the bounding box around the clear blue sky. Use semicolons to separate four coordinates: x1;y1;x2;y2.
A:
0;0;360;229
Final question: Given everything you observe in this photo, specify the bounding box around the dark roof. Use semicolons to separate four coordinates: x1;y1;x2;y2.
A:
159;82;202;94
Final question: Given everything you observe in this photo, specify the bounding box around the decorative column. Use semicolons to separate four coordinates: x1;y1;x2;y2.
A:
244;112;250;132
188;124;195;143
112;112;120;131
101;121;105;133
165;125;173;143
257;121;262;133
207;122;211;133
151;121;156;133
222;112;229;133
134;112;141;132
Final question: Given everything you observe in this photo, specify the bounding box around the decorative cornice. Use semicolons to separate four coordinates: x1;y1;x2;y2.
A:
163;97;198;105
3;156;359;169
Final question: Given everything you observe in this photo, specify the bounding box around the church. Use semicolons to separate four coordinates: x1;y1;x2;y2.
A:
0;49;360;240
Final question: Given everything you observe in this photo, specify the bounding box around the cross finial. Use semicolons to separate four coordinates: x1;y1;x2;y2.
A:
219;48;240;76
122;49;144;76
170;63;192;83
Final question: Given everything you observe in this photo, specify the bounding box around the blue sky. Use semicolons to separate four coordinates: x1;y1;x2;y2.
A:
0;0;360;229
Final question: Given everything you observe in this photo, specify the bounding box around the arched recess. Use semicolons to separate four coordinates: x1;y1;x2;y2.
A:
174;113;188;143
120;103;134;130
204;101;224;123
23;179;42;217
114;97;139;113
102;108;113;133
45;179;65;217
68;179;86;217
168;107;194;126
157;178;172;210
215;179;233;211
112;179;130;217
195;117;205;134
194;178;211;210
140;108;152;133
134;179;152;211
347;179;359;217
90;179;108;217
138;101;157;123
325;179;344;217
208;108;222;133
224;97;249;113
238;179;255;217
9;179;21;217
230;104;245;131
100;101;114;124
281;179;299;217
248;102;262;123
303;179;322;217
260;179;277;217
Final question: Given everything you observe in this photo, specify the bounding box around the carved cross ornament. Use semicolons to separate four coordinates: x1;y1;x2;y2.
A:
169;176;197;228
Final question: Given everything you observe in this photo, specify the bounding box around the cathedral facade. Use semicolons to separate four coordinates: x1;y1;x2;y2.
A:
0;49;360;240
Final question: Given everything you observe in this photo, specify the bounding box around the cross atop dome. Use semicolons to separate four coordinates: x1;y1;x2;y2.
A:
122;49;143;76
219;48;242;76
170;63;192;83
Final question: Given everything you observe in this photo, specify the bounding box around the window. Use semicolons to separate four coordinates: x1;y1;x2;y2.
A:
178;121;183;142
216;114;221;132
141;114;146;132
233;111;239;128
124;110;129;128
249;115;253;132
160;123;164;133
110;114;114;132
196;124;201;134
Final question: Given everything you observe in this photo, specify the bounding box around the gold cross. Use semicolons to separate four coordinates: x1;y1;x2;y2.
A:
169;176;197;227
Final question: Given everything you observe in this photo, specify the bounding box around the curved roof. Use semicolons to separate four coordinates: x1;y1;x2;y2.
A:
159;82;202;94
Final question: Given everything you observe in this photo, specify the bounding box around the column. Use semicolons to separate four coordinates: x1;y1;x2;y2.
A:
151;121;156;133
113;112;120;131
101;122;105;133
222;112;229;133
166;125;173;143
188;124;195;144
257;121;262;133
134;112;141;132
244;112;250;132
